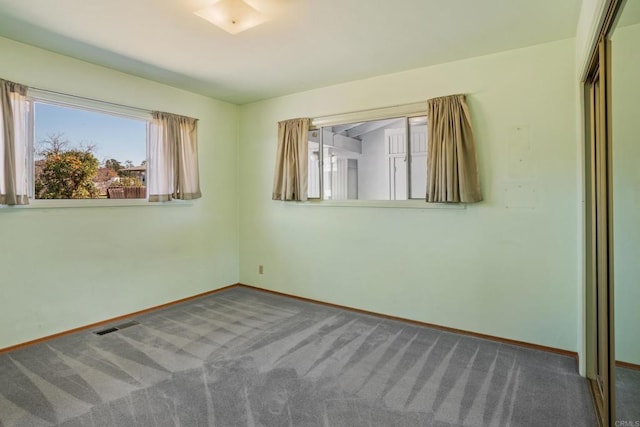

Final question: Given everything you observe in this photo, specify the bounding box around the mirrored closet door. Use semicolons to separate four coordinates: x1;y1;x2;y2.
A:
610;0;640;423
586;1;640;425
584;36;615;426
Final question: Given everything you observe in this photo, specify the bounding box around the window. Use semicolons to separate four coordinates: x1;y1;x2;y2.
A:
28;91;149;200
308;115;427;201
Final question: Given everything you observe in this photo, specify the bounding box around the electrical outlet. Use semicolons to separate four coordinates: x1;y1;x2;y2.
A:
258;265;264;274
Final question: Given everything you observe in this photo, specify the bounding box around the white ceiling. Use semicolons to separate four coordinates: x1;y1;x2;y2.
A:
0;0;582;105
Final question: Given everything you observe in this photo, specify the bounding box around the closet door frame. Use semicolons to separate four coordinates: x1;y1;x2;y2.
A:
585;38;615;426
583;1;625;424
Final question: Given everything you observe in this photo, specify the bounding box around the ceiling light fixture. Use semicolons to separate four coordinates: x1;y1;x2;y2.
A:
195;0;269;35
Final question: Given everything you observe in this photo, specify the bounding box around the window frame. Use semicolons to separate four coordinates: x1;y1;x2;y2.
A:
306;102;459;208
25;89;153;207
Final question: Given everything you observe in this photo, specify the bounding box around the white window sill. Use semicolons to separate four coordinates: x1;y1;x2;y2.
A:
283;199;467;209
1;199;194;209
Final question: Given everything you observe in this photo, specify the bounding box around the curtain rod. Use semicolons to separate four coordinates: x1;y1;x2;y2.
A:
28;86;152;115
308;92;479;128
310;101;428;128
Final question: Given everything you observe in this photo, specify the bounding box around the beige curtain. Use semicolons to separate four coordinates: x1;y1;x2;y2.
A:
149;111;201;202
0;79;29;206
272;118;310;201
426;94;482;203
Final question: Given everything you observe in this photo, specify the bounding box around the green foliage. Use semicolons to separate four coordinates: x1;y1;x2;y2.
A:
104;158;122;172
110;176;143;187
105;158;137;178
35;134;100;199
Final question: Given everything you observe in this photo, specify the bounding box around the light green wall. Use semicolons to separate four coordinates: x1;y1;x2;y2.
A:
0;35;585;355
0;37;239;349
238;39;579;351
612;23;640;365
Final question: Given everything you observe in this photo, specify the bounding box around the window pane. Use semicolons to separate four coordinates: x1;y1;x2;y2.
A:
34;102;147;199
409;116;428;199
322;145;355;200
308;130;320;198
322;117;407;200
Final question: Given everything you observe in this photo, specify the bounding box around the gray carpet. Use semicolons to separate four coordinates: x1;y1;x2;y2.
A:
0;287;596;426
617;367;640;422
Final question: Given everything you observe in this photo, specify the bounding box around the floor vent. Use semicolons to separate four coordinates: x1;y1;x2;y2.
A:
95;327;118;336
115;320;140;330
94;320;140;336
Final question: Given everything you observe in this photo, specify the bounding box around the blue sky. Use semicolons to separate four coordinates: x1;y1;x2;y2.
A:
34;102;147;166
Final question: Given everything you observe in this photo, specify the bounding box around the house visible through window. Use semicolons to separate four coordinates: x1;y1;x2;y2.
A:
308;115;427;200
30;98;148;200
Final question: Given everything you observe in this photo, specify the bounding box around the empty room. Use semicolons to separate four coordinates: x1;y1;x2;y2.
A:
0;0;638;426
